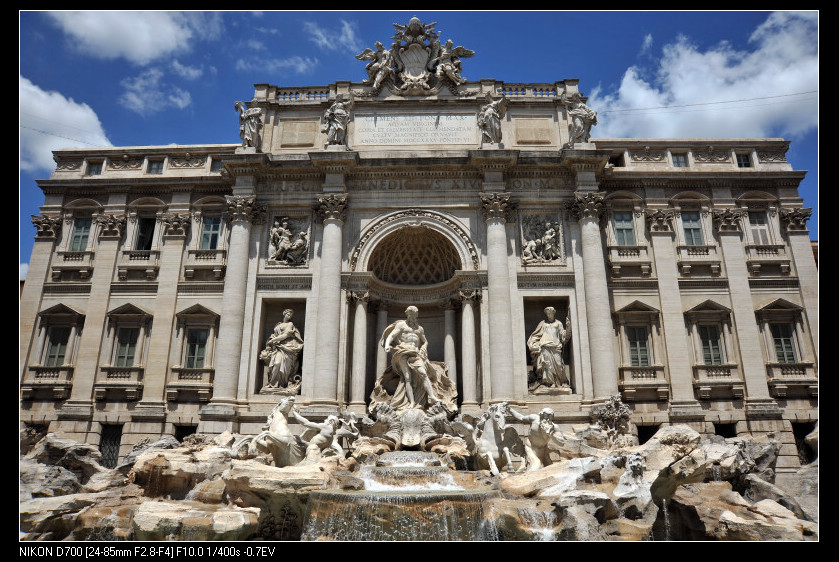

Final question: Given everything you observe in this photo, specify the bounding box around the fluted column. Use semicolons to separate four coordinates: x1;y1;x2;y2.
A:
480;192;517;401
312;194;347;404
568;192;618;399
348;290;369;410
459;289;480;407
208;196;263;409
375;301;391;382
442;300;458;380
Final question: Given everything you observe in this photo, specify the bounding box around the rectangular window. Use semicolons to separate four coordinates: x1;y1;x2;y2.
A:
69;218;92;252
199;216;222;250
613;211;635;246
99;424;123;469
626;326;650;367
699;325;724;365
748;211;771;245
135;217;156;251
86;162;102;176
114;327;139;367
147;160;164;174
185;329;208;368
211;159;224;172
682;211;704;246
736;153;752;168
672;153;688;168
44;327;71;367
771;323;797;363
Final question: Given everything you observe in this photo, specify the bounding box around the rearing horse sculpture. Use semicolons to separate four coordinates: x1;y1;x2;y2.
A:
452;402;525;475
232;396;306;467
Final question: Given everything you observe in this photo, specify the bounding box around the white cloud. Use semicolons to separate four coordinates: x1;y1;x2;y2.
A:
19;76;111;174
236;56;319;75
119;68;193;116
45;11;223;66
589;11;818;140
171;60;203;80
640;34;653;55
303;20;363;53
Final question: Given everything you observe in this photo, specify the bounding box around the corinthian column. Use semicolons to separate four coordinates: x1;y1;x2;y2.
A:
312;194;347;404
348;290;369;412
568;192;618;399
480;192;517;401
208;196;263;414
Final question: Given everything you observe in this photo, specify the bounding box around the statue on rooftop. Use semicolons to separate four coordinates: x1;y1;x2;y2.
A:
561;92;598;146
235;101;263;150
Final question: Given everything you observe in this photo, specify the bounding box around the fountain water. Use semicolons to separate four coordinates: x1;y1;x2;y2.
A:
301;451;500;541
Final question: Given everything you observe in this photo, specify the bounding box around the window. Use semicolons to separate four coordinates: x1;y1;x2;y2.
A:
626;326;650;367
736;153;752;168
69;218;92;252
771;323;797;363
698;325;724;365
99;425;123;468
211;159;224;172
147;160;164;174
748;211;771;245
199;216;222;250
114;327;140;367
681;211;704;246
44;327;71;367
672;153;688;168
608;153;625;167
185;328;209;368
135;217;156;251
613;211;635;246
86;162;103;176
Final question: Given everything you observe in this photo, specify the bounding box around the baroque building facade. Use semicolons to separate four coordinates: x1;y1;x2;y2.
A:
20;19;817;480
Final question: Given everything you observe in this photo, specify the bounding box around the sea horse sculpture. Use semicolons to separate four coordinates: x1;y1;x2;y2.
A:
451;402;525;475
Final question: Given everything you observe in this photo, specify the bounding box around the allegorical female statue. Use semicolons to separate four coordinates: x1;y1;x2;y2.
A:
260;309;304;391
527;307;572;389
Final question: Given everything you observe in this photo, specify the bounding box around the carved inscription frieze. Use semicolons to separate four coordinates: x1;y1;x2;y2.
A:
354;114;476;146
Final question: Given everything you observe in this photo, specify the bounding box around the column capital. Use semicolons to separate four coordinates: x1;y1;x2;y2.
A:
645;208;675;234
347;290;369;305
224;195;265;224
779;207;812;233
712;208;745;234
314;193;348;223
31;215;63;239
95;213;127;239
480;192;516;222
161;212;192;237
458;289;482;303
566;191;605;222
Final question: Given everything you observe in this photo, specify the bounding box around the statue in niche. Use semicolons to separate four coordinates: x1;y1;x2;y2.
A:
284;231;309;265
431;39;474;86
477;93;509;145
356;41;395;90
270;218;293;261
235;101;263;150
541;222;561;261
370;306;458;413
508;406;567;470
259;309;304;392
321;95;353;146
561;92;597;146
527;307;572;390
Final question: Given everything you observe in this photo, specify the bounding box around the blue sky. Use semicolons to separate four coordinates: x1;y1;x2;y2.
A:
19;11;819;280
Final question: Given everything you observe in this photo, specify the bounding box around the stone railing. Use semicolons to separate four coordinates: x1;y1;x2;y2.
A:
118;249;160;280
745;244;791;275
618;365;669;401
766;362;817;398
693;364;744;399
184;249;227;280
497;84;558;98
274;88;332;103
166;367;215;402
676;244;721;275
22;366;74;400
94;366;145;401
607;245;652;277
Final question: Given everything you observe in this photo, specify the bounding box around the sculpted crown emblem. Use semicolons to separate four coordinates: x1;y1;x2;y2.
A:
356;16;474;96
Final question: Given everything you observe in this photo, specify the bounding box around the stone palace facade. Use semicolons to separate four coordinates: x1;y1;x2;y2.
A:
20;18;817;478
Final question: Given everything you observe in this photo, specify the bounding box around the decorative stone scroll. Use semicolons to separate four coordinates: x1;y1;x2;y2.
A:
630;147;666;162
520;214;565;265
566;192;605;222
55;160;82;171
712;209;744;233
108;155;143;170
161;213;191;237
779;207;812;232
480;192;516;222
224;196;265;224
314;194;348;223
169;153;207;168
96;213;127;238
757;149;788;162
31;215;62;239
645;209;675;233
693;146;731;163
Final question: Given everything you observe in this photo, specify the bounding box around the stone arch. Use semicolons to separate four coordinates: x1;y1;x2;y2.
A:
350;209;479;276
670;191;711;205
